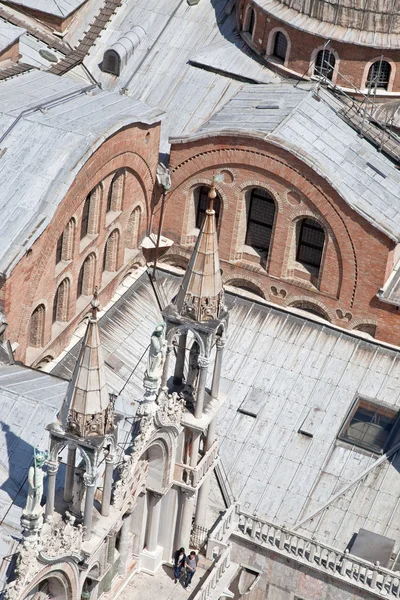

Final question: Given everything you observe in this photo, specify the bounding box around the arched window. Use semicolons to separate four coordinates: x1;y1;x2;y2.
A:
367;60;391;90
53;278;70;323
246;7;255;36
194;186;221;230
296;218;325;273
29;304;45;347
245;188;276;255
77;254;96;299
272;31;288;62
103;230;120;272
290;301;330;321
81;186;101;239
314;49;336;80
103;49;121;76
56;219;75;264
126;206;141;249
107;171;125;213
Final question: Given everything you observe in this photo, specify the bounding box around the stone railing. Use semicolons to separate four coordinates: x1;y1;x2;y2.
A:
236;509;400;598
193;544;232;600
174;440;219;489
206;503;238;560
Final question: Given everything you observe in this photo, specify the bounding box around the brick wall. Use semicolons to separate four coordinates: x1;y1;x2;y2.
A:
162;134;400;345
4;121;160;365
238;0;400;93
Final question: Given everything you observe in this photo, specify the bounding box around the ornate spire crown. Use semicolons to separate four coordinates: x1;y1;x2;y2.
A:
175;182;225;322
58;290;115;438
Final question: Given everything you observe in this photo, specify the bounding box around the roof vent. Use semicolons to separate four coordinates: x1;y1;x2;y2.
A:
103;26;146;76
256;103;280;109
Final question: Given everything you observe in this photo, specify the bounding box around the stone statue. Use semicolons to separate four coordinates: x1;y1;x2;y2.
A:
23;450;46;517
181;342;200;402
146;324;167;382
70;467;85;519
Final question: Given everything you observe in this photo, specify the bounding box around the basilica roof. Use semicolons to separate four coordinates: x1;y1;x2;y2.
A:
254;0;400;48
0;70;163;275
173;82;400;244
2;0;87;18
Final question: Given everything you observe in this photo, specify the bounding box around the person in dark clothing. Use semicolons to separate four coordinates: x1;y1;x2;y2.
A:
173;547;186;583
184;551;199;589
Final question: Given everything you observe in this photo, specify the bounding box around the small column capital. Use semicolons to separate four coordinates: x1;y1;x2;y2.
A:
216;337;226;349
46;460;59;475
83;473;97;487
198;356;210;368
181;488;196;499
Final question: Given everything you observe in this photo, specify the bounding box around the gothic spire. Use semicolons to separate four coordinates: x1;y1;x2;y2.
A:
175;183;224;322
58;291;114;438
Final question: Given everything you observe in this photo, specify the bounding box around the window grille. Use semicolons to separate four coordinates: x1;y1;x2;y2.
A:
248;8;255;36
273;32;287;61
314;49;336;80
245;188;276;253
296;219;325;270
367;60;391;90
81;195;90;239
56;233;63;265
195;186;221;229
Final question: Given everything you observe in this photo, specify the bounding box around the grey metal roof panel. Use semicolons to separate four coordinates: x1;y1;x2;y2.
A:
198;83;400;241
0;71;163;273
0;20;24;52
5;0;87;18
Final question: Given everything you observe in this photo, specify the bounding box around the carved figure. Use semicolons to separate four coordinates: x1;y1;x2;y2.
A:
70;468;85;518
23;451;46;517
146;324;167;381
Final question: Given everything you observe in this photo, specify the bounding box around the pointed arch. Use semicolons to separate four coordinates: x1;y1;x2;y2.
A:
107;170;125;213
29;304;46;347
53;278;70;323
103;229;120;272
126;205;142;249
77;253;97;298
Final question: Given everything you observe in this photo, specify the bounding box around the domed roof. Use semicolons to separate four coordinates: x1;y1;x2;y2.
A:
279;0;399;33
256;0;400;47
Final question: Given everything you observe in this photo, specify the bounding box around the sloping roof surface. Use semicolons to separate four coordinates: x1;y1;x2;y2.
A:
254;0;400;47
0;20;24;52
82;0;279;152
198;83;400;242
3;0;87;18
53;270;400;555
0;70;163;274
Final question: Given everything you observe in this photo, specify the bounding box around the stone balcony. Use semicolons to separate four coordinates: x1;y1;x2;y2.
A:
174;440;219;490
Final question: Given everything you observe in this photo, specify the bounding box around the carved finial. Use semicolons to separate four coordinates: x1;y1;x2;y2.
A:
208;182;217;211
91;288;100;319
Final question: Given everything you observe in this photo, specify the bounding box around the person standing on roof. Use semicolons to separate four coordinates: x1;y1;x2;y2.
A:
173;547;186;583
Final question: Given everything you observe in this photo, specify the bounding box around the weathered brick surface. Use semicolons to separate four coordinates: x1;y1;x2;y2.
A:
4;122;160;365
238;0;400;93
163;134;399;345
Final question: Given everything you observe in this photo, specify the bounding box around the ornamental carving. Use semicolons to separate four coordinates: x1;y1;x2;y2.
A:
113;457;147;510
155;390;184;429
39;514;83;559
5;538;42;600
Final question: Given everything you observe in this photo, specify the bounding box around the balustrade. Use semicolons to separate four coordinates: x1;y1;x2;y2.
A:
193;544;232;600
174;440;219;489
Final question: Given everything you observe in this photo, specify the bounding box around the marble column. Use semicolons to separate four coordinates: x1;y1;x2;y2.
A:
45;460;59;520
161;346;172;388
83;473;97;541
178;489;195;550
101;453;114;517
119;512;133;575
194;418;217;530
195;356;209;419
146;492;162;553
173;332;187;385
64;445;76;503
211;338;225;399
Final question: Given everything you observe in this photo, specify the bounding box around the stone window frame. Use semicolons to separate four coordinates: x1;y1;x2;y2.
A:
234;181;282;268
103;228;121;273
125;203;144;249
29;303;46;348
52;277;71;323
283;210;330;290
361;57;396;93
309;45;340;84
266;28;291;67
286;297;332;322
338;396;399;454
243;4;257;39
77;252;97;299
